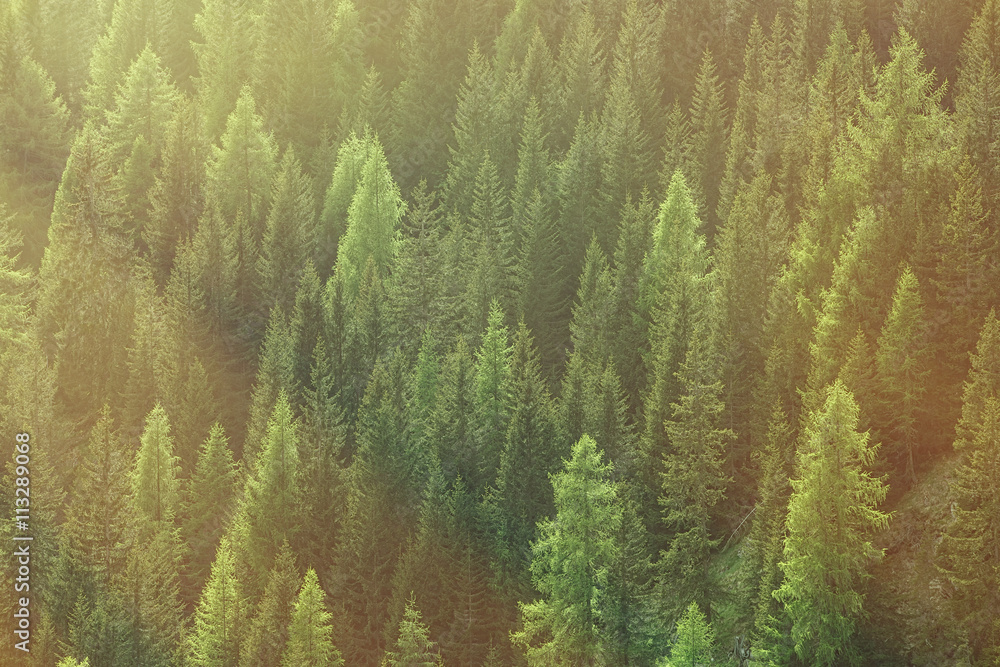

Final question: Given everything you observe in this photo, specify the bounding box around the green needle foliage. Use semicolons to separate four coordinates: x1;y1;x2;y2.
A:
775;380;891;666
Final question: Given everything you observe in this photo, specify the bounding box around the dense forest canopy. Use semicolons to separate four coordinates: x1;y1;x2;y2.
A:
0;0;999;665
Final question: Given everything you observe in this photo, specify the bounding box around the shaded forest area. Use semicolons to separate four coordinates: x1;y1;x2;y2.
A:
1;0;999;664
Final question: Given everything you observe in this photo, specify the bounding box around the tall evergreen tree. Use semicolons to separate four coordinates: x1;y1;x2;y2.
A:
131;403;181;525
513;435;621;664
774;381;890;666
874;266;930;484
188;536;246;667
283;568;342;666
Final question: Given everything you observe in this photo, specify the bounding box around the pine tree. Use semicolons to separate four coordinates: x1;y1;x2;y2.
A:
188;536;246;667
774;381;890;666
554;116;602;304
257;148;317;316
937;397;1000;663
241;544;300;667
283;568;342;666
513;435;621;664
657;320;732;621
555;10;606;149
385;596;439;667
874;266;930;484
181;423;237;607
660;601;716;667
131;403;181;525
335;134;405;300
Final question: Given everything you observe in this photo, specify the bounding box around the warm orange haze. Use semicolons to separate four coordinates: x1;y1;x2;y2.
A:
0;0;997;665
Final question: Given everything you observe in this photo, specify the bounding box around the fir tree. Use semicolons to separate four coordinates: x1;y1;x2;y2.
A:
774;381;890;666
283;568;342;666
241;544;300;667
513;435;621;664
131;403;181;525
874;266;930;484
188;536;246;667
385;596;439;667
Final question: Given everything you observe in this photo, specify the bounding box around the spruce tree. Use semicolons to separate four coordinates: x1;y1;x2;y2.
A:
472;302;512;491
874;266;930;484
257;148;318;316
204;86;278;244
385;596;439;667
335;134;405;300
937;397;1000;663
774;381;890;666
181;423;238;607
283;568;342;666
188;536;246;667
661;601;716;667
241;544;300;667
131;403;181;525
513;435;621;664
657;319;732;622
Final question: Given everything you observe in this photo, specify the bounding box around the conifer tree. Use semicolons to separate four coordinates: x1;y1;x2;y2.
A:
145;95;207;285
257;148;318;316
658;319;732;621
688;50;728;238
774;381;890;666
283;568;342;666
462;153;517;338
244;307;296;461
937;397;1000;663
555;10;606;148
132;403;181;525
442;43;501;217
335;135;405;300
932;158;999;394
236;391;302;580
513;435;620;664
205;86;278;244
954;311;1000;453
241;544;300;667
954;0;1000;202
181;423;237;606
83;0;167;122
385;596;439;667
387;181;445;347
317;131;368;275
875;267;930;484
63;407;134;589
472;302;512;490
188;536;246;667
429;337;476;485
660;601;716;667
192;0;258;140
494;322;564;562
